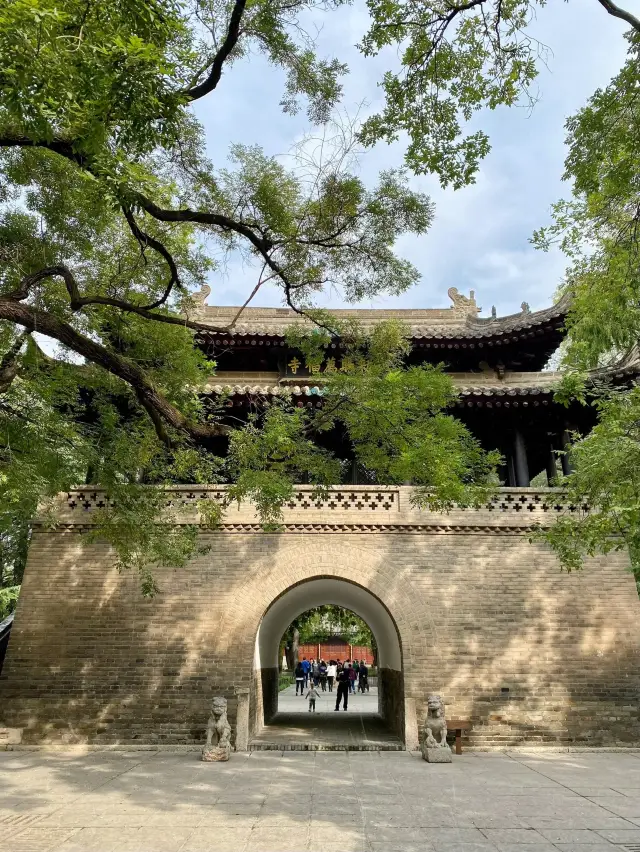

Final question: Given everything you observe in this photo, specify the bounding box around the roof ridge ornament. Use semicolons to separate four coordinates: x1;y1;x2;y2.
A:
192;283;211;310
448;287;481;315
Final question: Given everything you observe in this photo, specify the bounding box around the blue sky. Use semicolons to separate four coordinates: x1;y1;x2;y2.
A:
193;1;632;317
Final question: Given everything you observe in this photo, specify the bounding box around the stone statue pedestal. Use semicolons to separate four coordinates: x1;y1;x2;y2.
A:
421;694;452;764
201;696;232;762
423;746;452;763
201;745;230;762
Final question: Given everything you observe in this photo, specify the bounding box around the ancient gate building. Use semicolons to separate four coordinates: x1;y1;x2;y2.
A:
1;290;639;750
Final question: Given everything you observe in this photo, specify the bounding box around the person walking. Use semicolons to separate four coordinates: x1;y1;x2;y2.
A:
301;657;310;688
358;661;368;693
305;684;320;713
327;660;337;692
319;660;328;692
335;665;350;711
311;658;319;686
348;663;357;695
295;661;305;696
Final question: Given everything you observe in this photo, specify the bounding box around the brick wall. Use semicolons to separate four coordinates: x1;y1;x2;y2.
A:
1;487;639;749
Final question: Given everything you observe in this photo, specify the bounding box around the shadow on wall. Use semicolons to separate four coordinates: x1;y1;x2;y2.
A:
377;532;640;749
1;525;639;748
0;531;246;746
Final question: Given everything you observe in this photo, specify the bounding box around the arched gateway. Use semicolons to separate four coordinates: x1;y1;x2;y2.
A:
1;484;640;750
254;577;405;741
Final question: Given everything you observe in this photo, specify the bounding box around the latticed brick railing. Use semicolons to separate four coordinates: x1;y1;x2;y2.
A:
52;486;587;532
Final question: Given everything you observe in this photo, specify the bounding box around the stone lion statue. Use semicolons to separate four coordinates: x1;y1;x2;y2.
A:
201;696;232;762
422;693;452;763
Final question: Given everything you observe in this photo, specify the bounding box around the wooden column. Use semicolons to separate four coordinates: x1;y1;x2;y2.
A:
546;439;558;485
513;429;530;487
561;430;574;475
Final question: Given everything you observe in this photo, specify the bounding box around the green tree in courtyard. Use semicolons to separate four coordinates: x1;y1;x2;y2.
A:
360;0;640;583
281;605;376;670
3;0;640;593
0;0;502;594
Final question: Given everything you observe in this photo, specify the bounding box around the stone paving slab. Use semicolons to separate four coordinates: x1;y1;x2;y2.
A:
250;685;403;750
2;751;640;850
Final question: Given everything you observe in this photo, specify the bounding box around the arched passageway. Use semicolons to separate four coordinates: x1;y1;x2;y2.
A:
253;577;405;749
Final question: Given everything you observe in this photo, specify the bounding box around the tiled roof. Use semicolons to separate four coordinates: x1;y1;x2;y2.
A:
193;290;569;341
208;372;561;398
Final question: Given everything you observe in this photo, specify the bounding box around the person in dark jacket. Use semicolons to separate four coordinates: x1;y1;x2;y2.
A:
295;661;305;695
318;660;328;691
334;665;350;711
358;661;368;693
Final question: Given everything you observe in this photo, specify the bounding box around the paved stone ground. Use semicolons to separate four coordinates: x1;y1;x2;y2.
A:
251;685;402;750
279;683;378;714
2;751;640;851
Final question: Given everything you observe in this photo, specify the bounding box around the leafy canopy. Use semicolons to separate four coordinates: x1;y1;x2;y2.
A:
3;0;639;592
0;0;503;593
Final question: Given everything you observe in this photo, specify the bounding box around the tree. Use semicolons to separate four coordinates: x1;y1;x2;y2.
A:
358;0;640;582
531;29;640;584
0;0;501;592
3;0;636;593
281;604;376;669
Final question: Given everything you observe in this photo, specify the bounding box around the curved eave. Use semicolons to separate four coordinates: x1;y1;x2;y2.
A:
196;323;565;349
206;384;558;411
194;297;569;347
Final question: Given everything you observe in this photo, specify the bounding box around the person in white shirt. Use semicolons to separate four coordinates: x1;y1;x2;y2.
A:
326;661;337;693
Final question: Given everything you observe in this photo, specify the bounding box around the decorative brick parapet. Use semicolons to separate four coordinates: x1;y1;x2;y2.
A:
47;486;586;531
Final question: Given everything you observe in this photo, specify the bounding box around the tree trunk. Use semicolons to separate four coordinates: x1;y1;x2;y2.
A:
284;624;300;670
291;625;300;667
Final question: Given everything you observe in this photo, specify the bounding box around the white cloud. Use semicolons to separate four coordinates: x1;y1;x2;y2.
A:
193;0;632;317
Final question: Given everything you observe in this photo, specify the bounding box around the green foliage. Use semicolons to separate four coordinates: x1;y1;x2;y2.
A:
0;0;557;593
538;387;640;592
295;605;374;649
0;585;19;621
290;320;501;509
359;1;545;187
525;27;640;580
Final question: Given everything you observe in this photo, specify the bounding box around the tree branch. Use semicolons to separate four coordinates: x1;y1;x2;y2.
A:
136;192;274;255
0;331;29;393
596;0;640;33
0;136;281;292
0;297;226;442
5;264;236;334
228;265;277;328
121;206;183;310
183;0;247;101
0;135;86;166
7;265;78;301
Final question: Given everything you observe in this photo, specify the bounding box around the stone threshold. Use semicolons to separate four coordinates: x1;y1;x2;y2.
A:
2;743;639;753
249;742;404;751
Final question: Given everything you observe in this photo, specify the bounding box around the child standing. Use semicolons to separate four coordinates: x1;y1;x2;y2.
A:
305;684;320;712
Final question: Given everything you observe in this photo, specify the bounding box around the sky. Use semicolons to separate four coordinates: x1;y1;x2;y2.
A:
193;1;634;318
